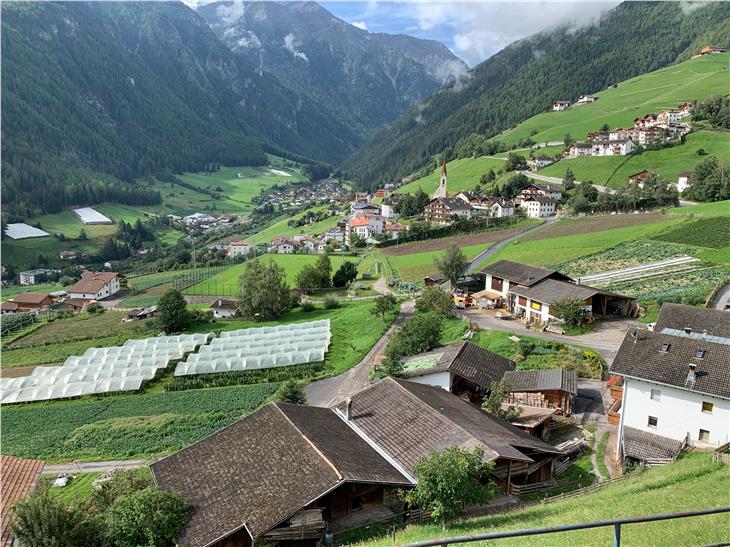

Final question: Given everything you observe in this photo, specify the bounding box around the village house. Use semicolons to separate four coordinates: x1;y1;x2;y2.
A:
628;170;651;187
8;292;54;312
423;197;473;225
18;269;54;286
210;298;240;319
503;369;578;416
227;241;253;257
151;378;562;547
383;221;407;240
566;143;593;157
68;271;121;300
490;198;515;218
272;241;296;254
586;130;611;142
610;304;730;464
692;45;728;58
351;202;380;215
591;139;635;157
292;234;319;252
677;171;693;193
402;342;516;400
528;156;554;170
552;100;571;111
380;198;398;219
59;250;78;260
520;196;557;218
520;184;563;201
577;94;597;104
610;127;667;145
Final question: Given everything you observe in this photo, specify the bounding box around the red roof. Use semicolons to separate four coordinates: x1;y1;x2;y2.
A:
350;216;369;227
1;455;45;547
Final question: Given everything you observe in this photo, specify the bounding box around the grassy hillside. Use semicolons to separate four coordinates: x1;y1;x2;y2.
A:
358;452;730;546
244;206;342;245
385;242;492;282
396;157;506;196
495;53;730;146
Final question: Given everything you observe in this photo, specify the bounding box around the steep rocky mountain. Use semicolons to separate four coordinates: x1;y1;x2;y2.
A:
197;1;468;142
342;1;730;189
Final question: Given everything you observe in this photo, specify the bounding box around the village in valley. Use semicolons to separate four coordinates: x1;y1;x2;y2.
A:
1;5;729;547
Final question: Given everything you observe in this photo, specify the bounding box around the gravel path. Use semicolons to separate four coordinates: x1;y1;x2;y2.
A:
44;459;147;474
304;301;414;407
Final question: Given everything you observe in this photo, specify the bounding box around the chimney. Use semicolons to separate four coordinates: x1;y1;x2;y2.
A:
684;327;692;335
344;398;352;421
687;364;697;384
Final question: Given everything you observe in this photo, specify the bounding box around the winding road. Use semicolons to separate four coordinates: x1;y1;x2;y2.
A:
468;218;555;271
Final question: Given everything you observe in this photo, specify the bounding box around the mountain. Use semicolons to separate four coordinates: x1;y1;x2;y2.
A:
342;1;730;190
197;1;468;144
1;1;358;217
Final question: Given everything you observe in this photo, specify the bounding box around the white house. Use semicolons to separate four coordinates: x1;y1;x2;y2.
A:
577;95;597;104
552;100;570;111
380;200;398;219
68;271;121;300
529;156;554;170
677;171;693;193
611;304;730;463
19;269;54;286
490;199;514;218
567;143;593;157
521;196;557;218
227;241;253;257
273;242;295;254
591;139;635;157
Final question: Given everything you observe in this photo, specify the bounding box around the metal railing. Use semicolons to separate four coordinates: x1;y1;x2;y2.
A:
402;506;730;547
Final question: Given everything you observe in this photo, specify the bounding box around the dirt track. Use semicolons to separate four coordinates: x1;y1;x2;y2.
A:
381;225;533;257
523;212;668;241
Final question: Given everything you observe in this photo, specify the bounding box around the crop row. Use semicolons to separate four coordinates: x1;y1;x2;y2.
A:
608;266;730;304
652;217;730;249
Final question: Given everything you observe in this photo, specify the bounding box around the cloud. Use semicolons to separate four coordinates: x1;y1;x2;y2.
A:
679;1;704;15
432;58;470;83
352;20;368;30
283;33;309;62
236;31;262;50
215;0;245;25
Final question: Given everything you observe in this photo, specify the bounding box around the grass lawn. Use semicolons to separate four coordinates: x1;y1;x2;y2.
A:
667;199;730;217
395;157;506;196
359;452;730;546
538;131;730;187
244;206;343;245
183;254;360;296
1;283;62;302
494;53;730;146
0;383;280;462
388;242;492;282
46;472;102;506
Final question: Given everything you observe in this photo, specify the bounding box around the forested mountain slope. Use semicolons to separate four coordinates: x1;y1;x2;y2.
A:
343;1;730;190
198;1;467;143
1;1;353;217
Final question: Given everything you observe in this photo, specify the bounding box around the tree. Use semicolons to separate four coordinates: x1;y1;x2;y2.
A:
296;254;333;292
78;229;88;241
482;380;522;422
600;123;610;131
550;298;586;325
404;446;496;530
277;380;307;404
238;260;293;320
563;133;574;148
371;294;398;321
11;488;105;547
563;168;576;190
434;245;468;287
157;289;191;332
332;261;358;287
383;312;443;362
480;169;496;185
504;153;527;172
500;173;530;199
91;469;154;512
104;487;188;547
416;286;454;317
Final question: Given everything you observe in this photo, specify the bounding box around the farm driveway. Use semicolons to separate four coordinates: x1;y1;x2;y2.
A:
45;459;147;474
305;300;414;407
713;283;730;310
468;219;554;271
460;309;630;364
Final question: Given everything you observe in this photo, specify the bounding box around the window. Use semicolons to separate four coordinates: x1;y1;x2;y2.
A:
695;349;706;358
702;401;714;414
647;416;658;428
699;429;710;442
660;342;671;353
650;389;661;401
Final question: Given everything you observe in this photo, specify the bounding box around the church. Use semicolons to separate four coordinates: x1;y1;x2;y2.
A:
422;159;474;224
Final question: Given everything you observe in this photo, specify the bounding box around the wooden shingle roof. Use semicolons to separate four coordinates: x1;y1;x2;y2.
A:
622;426;684;462
503;369;578;395
1;455;45;547
654;303;730;340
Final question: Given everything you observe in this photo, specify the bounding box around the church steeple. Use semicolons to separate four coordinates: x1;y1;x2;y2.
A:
435;158;447;198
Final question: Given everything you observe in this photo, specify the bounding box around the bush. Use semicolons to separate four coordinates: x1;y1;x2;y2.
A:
416;287;454;316
277;380;307;404
91;469;153;512
323;296;341;309
301;301;316;312
384;312;443;362
85;302;105;315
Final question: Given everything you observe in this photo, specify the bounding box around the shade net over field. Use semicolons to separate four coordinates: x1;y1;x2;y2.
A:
174;319;331;376
0;333;213;404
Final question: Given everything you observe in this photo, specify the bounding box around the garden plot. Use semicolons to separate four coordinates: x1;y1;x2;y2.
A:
0;333;213;404
174;319;331;376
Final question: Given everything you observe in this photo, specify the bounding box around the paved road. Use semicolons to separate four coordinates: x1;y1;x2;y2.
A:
304;301;414;407
468;219;555;271
44;459;147;475
713;283;730;310
373;276;392;295
460;309;630;364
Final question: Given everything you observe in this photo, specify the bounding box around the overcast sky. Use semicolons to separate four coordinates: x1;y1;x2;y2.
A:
187;1;622;66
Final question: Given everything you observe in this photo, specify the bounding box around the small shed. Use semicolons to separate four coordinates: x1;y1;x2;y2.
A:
211;298;240;318
503;369;578;415
423;274;443;287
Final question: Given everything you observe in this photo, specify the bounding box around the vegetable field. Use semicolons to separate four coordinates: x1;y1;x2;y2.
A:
0;383;279;462
653;217;730;249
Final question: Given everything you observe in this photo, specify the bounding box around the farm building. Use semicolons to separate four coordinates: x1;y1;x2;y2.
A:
151;378;562;547
1;455;45;547
8;292;53;312
210;298;239;318
73;207;113;224
0;302;20;314
68;271;121;300
552;100;570;111
18;269;54;286
503;369;578;416
402;341;516;398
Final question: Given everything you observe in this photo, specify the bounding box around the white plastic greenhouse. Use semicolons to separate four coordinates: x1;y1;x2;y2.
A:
174;320;331;376
0;332;214;404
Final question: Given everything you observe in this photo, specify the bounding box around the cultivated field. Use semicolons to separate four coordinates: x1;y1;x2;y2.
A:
361;452;730;546
522;213;668;241
493;53;730;146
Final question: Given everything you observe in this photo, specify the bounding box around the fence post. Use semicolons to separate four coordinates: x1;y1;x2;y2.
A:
613;523;621;547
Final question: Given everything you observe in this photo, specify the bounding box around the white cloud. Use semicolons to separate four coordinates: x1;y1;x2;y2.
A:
283;33;309;62
236;31;262;49
352;20;368;30
215;0;245;25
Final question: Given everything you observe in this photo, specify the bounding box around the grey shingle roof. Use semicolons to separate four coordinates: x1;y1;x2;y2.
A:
609;329;730;399
151;403;408;547
403;342;516;390
340;378;561;475
654;303;730;340
480;260;569;287
509;279;630;306
503;369;578;395
622;426;684;462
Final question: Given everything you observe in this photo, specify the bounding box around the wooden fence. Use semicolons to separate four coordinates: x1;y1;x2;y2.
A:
713;442;730;464
542;467;644;504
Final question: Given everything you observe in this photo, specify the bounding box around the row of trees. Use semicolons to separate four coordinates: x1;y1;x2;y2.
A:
684;155;729;202
692;95;730;129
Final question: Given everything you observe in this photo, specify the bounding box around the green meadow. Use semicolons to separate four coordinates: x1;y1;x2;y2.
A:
495;53;730;146
386;242;492;282
395;156;507;196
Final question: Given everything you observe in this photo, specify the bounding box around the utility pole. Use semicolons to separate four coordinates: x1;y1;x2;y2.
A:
191;235;197;282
